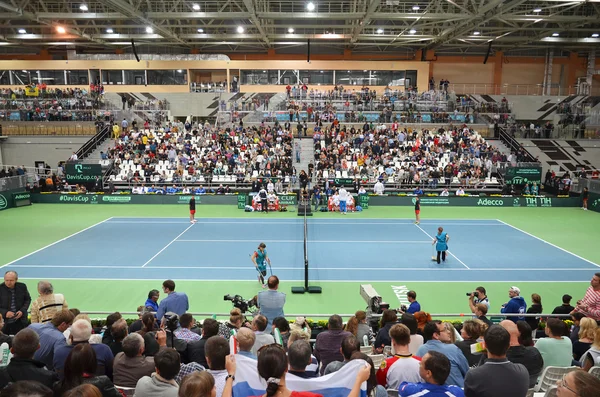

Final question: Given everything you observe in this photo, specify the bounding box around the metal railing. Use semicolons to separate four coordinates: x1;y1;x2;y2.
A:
571;177;600;194
0;174;28;191
75;124;111;160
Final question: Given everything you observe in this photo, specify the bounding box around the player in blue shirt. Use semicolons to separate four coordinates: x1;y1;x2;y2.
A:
432;226;450;264
251;242;271;288
399;351;464;397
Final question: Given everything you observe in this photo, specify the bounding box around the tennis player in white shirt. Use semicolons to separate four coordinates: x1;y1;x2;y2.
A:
338;186;349;215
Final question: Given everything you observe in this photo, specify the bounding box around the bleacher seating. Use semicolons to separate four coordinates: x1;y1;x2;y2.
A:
313;124;504;190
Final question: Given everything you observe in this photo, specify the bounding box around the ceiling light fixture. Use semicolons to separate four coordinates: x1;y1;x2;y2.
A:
552;32;559;37
412;5;420;10
592;33;599;38
288;27;294;33
473;31;480;35
197;28;204;33
377;28;384;34
409;29;417;34
18;29;27;34
56;26;66;33
146;27;154;33
79;4;88;11
192;4;200;10
307;2;316;11
533;8;542;13
106;28;114;33
237;26;245;33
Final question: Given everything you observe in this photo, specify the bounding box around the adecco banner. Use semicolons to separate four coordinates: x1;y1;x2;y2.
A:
0;189;31;211
504;167;543;185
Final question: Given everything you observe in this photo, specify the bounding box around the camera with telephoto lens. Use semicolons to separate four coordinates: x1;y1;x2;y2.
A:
466;291;480;297
400;305;408;312
224;294;257;314
163;312;179;332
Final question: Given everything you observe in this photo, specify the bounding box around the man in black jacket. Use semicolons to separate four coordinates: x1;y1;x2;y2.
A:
0;328;58;389
0;271;32;335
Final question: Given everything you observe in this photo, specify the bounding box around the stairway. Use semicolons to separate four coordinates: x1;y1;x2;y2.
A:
296;138;315;177
82;138;114;164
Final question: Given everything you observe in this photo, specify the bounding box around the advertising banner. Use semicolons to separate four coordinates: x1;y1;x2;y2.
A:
504;167;542;185
65;163;102;183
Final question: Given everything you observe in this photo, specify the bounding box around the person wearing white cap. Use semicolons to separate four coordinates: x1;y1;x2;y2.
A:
501;286;527;323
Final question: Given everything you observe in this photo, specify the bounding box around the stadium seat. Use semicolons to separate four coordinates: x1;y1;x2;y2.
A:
387;389;399;397
360;346;372;354
543;386;558;397
534;366;579;392
115;386;135;396
368;354;384;370
589;366;600;379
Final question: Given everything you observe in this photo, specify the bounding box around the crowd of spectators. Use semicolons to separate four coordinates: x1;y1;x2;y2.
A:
0;272;599;397
311;123;507;190
107;118;296;188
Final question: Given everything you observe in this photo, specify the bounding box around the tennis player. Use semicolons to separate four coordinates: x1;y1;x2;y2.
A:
414;196;421;224
189;196;197;223
432;227;450;264
251;242;271;288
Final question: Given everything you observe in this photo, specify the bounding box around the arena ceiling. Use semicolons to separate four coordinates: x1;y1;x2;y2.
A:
0;0;599;56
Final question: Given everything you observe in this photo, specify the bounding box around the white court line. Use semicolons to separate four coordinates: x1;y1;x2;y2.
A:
141;223;195;268
17;277;591;282
1;217;114;268
106;220;506;226
415;224;471;270
109;217;499;221
10;265;594;271
496;219;600;268
175;239;431;244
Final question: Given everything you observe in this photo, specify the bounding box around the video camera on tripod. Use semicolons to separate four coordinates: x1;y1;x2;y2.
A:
224;294;258;315
360;284;390;331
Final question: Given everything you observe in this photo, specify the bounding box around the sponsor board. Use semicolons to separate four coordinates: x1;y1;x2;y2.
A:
0;194;7;210
65;163;102;183
412;197;450;205
504;167;542;185
177;195;202;204
102;196;131;203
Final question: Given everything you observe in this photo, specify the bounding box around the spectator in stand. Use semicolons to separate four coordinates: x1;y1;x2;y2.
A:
416;321;469;387
401;313;424;354
178;371;216;397
0;271;32;335
235;328;256;360
0;328;58;389
374;310;398;353
464;325;529;397
501;286;527;323
376;324;421;389
54;343;121;397
526;293;543;332
107;319;127;356
54;319;115;380
288;340;317;378
580;327;600;370
455;320;483;367
145;290;160;313
474;303;493;327
323;335;360;375
251;315;275;356
399;351;464;397
572;317;597;363
535;318;573;370
272;317;291;350
204;336;230;397
516;321;535;347
187;318;220;368
569;313;586;344
556;370;600;397
113;332;165;388
156;280;189;321
552;294;574;316
314;314;351;375
29;309;74;370
257;276;286;327
174;313;200;343
134;348;180;397
30;280;68;324
572;272;600;321
355;311;374;346
1;381;54;396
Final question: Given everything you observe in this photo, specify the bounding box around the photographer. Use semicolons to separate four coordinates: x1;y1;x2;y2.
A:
468;286;490;315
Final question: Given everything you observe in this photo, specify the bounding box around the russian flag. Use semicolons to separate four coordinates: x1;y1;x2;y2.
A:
232;355;367;397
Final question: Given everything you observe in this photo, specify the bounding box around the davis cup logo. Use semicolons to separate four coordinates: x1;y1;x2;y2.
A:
0;194;7;210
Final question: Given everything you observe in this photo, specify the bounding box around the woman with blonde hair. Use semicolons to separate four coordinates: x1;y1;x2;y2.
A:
345;316;359;336
219;308;244;339
573;317;597;362
579;324;600;370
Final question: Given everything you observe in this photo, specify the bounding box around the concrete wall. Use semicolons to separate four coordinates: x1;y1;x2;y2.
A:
0;136;89;168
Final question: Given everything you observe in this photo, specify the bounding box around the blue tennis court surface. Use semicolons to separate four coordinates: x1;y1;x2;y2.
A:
3;217;598;282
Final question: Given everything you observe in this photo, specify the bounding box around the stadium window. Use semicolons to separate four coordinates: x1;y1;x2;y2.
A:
89;69;100;85
405;70;418;88
66;70;89;85
279;70;298;85
146;70;188;85
10;70;34;85
102;70;123;85
38;70;66;85
299;70;333;85
123;70;146;85
0;71;9;85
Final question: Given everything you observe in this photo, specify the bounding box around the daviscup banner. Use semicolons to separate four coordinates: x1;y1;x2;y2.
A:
65;163;102;183
504;167;542;185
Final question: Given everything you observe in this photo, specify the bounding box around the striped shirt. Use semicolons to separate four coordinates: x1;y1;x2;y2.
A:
30;294;68;323
575;286;600;320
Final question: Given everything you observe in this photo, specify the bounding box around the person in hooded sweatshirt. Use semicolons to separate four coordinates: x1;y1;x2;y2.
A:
501;286;527;323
